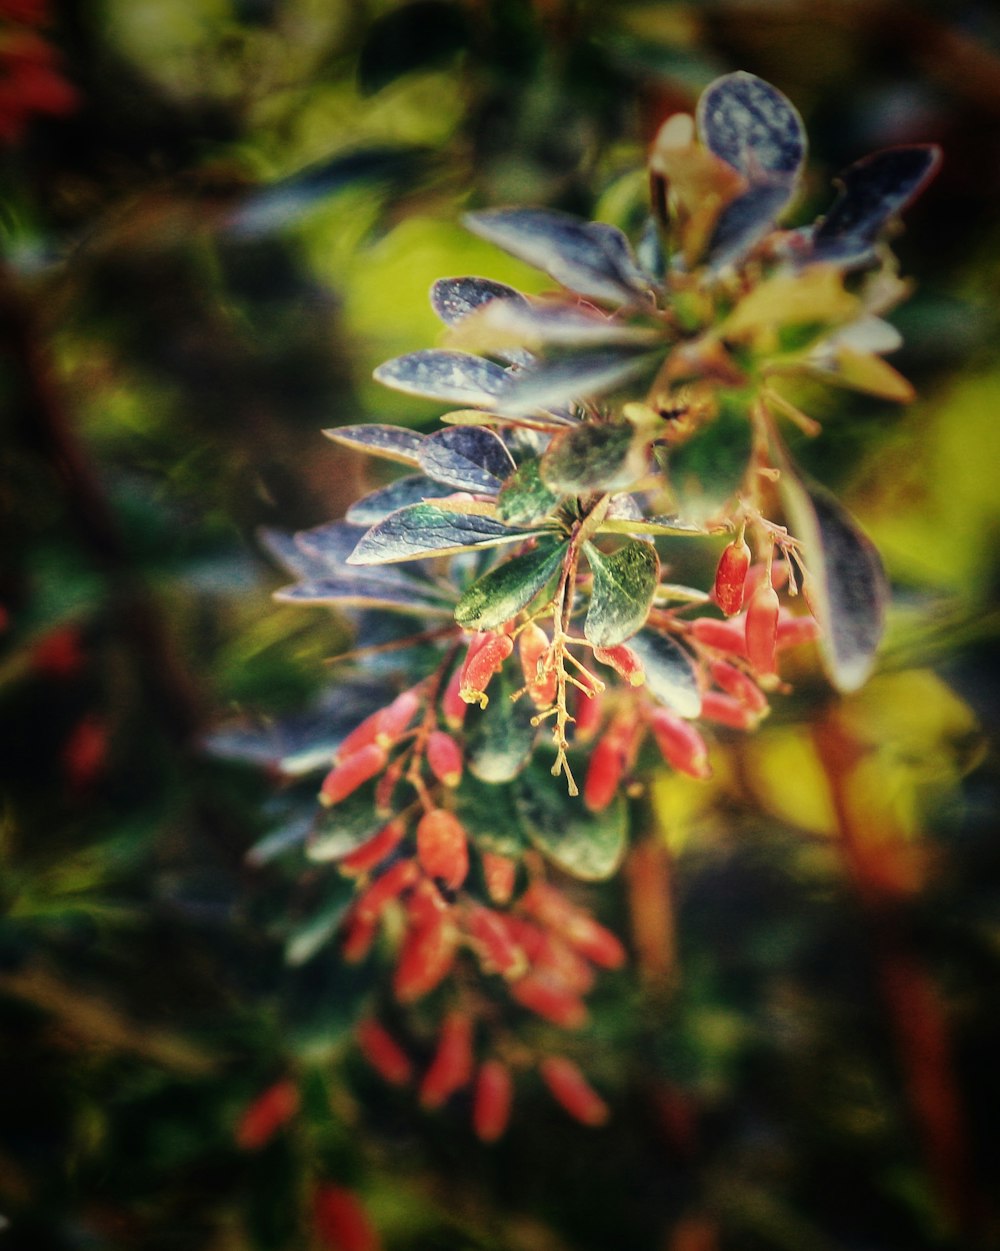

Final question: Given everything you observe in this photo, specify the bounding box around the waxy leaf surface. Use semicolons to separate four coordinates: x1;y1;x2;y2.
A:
345;473;457;526
496;458;561;525
417;426;515;493
697;71;806;182
431;275;527;326
541;421;649;494
516;761;627;880
584;540;660;646
374;349;509;406
464;208;652;305
778;461;888;692
455;539;567;630
349;503;542;565
274;576;453;616
323;423;424;466
500;348;660;416
628;630;702;718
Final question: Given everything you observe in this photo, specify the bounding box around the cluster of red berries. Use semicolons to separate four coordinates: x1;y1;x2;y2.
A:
0;0;77;144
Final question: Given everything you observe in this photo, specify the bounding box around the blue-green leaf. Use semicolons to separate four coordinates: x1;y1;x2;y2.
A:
374;349;508;406
584;539;660;645
454;539;567;630
516;760;627;880
348;503;543;565
323;423;424;465
345;474;456;526
628;630;701;718
418;426;515;492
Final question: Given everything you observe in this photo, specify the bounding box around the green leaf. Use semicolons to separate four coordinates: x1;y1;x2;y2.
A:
454;776;527;858
285;885;353;966
541;421;650;494
516;760;627;880
584;539;660;645
496;457;562;524
455;539;567;630
465;666;537;783
777;458;888;693
628;630;702;718
306;782;385;862
348;503;543;565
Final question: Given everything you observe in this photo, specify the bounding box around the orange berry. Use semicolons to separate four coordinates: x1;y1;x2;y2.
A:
709;659;768;713
518;621;556;706
393;910;457;1003
481;851;517;905
465;903;526;978
459;632;513;708
539;1056;610;1127
510;971;588;1028
583;733;625;812
473;1060;513;1143
416;808;469;890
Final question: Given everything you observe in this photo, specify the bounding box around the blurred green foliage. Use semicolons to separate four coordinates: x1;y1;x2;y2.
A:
1;1;999;1249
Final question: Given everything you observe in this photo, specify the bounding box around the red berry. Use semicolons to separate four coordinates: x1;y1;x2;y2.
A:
649;708;712;780
776;612;822;650
583;733;625;812
465;903;526;978
593;644;645;686
700;690;756;731
511;972;588;1028
518;622;556;707
426;730;463;788
709;659;769;713
339;817;407;877
572;687;604;742
356;1018;412;1086
235;1078;300;1150
713;538;752;616
440;663;468;730
375;686;423;747
689;616;749;656
354;859;420;923
520;882;627;969
745;584;780;676
393;910;457;1003
312;1183;382;1251
340;911;378;963
459;633;513;708
539;1056;610;1127
420;1011;474;1109
473;1060;513;1143
320;743;387;807
416;808;469;890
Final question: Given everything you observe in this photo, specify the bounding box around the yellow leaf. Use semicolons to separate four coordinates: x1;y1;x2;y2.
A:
722;266;860;338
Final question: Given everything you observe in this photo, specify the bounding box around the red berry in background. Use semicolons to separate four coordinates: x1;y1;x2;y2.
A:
572;687;603;742
700;691;756;731
465;903;526;978
420;1010;474;1109
426;730;463;788
481;851;517;905
338;817;407;877
354;859;420;924
518;621;556;706
340;911;378;964
473;1059;513;1143
583;732;625;812
459;632;513;708
593;644;644;686
31;624;85;678
374;686;422;747
440;663;468;729
709;658;768;713
235;1078;301;1151
539;1056;610;1127
510;971;588;1028
776;612;822;650
393;908;457;1003
320;743;387;807
356;1018;412;1086
520;882;626;970
745;583;780;676
312;1183;382;1251
416;808;469;890
689;616;748;657
62;714;109;790
713;537;752;616
0;1;50;24
649;708;712;780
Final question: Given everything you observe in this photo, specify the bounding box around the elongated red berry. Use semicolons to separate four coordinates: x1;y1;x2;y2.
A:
521;882;627;970
593;644;645;686
533;933;595;995
355;858;420;923
700;690;756;730
426;730;463;788
583;733;625;812
416;808;469;890
776;612;822;650
713;537;752;616
473;1060;513;1142
320;743;387;807
511;971;588;1028
709;658;768;713
440;664;468;730
745;583;780;676
313;1183;382;1251
356;1018;412;1086
460;633;514;708
689;616;749;657
465;904;526;978
518;621;556;707
539;1056;610;1127
482;851;517;905
339;817;407;877
649;708;712;780
420;1010;474;1109
573;688;603;742
341;911;378;963
235;1078;300;1150
375;686;423;747
335;708;386;764
393;911;457;1003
